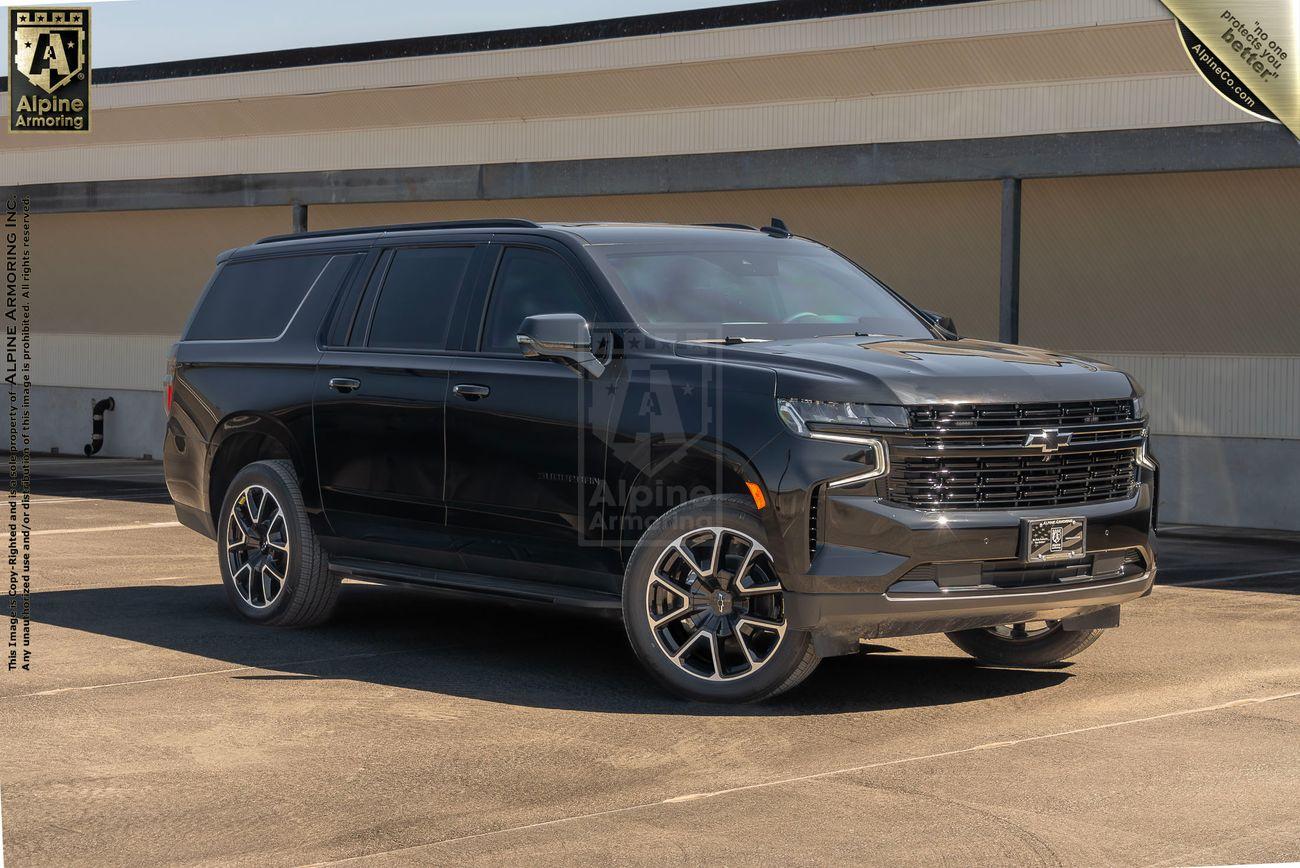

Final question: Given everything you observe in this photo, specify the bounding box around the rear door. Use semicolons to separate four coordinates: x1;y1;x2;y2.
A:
313;240;485;565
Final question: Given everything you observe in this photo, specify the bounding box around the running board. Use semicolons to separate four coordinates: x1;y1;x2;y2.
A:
328;557;622;611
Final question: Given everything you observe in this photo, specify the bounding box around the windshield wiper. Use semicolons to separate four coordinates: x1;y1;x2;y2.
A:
682;336;771;345
814;332;903;338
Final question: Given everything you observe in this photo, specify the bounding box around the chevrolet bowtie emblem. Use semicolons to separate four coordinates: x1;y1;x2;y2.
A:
1025;428;1072;453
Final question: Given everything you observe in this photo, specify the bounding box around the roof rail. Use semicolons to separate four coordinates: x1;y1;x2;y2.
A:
255;218;542;245
696;223;758;231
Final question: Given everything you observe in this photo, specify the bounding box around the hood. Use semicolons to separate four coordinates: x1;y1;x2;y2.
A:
675;336;1136;405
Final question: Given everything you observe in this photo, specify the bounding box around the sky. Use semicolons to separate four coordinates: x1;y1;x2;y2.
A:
2;0;757;68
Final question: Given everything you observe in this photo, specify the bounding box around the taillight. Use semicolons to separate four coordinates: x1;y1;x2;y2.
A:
164;343;178;413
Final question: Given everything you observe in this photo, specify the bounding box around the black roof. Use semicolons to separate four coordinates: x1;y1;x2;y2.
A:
0;1;968;92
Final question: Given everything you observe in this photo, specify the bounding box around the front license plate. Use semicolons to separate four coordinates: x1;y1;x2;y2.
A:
1023;517;1086;562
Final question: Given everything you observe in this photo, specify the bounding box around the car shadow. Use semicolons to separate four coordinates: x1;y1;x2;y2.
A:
30;581;1071;715
32;475;172;504
1155;533;1300;596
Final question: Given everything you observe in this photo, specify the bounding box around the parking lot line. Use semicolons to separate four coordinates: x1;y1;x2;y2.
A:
30;492;170;504
34;472;165;480
29;489;170;503
310;689;1300;864
32;521;182;536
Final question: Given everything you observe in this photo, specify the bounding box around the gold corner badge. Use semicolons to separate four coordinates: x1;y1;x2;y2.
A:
8;6;91;133
1161;1;1297;138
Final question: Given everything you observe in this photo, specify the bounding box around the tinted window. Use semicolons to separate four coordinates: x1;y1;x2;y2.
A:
482;247;594;352
367;247;475;351
186;255;330;340
589;240;931;342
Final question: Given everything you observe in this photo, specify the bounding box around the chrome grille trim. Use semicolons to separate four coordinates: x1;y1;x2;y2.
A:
881;400;1142;511
908;399;1135;430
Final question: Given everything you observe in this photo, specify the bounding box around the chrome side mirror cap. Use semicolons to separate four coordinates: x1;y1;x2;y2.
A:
516;313;606;378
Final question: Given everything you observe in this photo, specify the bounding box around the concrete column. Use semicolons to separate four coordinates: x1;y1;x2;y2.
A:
999;177;1022;344
292;202;309;234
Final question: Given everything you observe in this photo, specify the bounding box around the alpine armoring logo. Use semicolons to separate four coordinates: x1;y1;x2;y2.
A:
9;7;91;133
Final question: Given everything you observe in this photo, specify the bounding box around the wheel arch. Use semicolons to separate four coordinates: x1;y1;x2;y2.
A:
206;414;317;522
614;437;783;571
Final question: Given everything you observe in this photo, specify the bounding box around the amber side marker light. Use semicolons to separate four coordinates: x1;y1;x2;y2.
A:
744;481;767;511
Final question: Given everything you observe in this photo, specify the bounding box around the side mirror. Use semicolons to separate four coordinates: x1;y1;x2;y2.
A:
920;309;958;337
516;313;606;378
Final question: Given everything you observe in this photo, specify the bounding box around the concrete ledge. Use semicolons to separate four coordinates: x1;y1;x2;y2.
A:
1153;433;1300;532
1159;523;1300;546
24;386;165;460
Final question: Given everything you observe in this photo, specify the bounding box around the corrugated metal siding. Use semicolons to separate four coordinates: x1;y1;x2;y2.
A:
1090;353;1300;439
18;0;1170;112
1021;170;1300;355
33;334;175;392
5;74;1243;185
0;22;1187;152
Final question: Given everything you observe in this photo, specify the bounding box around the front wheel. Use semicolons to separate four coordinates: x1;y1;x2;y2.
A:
946;620;1103;667
622;495;819;703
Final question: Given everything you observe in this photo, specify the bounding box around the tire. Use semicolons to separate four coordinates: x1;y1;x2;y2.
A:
622;494;819;702
216;459;339;627
945;621;1103;667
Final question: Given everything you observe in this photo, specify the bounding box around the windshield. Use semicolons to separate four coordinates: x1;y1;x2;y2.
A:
589;239;933;342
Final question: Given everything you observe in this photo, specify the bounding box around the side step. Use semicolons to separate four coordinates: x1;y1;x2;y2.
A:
328;557;622;611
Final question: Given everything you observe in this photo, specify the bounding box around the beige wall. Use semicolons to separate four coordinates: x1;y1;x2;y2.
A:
314;182;1004;340
35;206;292;335
1020;168;1300;355
36;168;1300;353
0;21;1184;153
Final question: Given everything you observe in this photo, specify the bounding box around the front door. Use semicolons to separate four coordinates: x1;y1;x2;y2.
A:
443;242;621;590
313;243;483;566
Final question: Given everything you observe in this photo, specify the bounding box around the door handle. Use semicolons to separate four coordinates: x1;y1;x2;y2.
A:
328;377;361;393
453;383;490;400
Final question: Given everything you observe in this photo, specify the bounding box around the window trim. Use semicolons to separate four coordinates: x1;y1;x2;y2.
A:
320;248;382;349
350;243;481;356
472;241;605;357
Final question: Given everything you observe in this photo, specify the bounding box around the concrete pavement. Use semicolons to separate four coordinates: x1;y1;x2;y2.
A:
1;459;1298;866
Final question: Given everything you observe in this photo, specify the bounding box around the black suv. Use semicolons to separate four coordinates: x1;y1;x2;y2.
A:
164;219;1157;702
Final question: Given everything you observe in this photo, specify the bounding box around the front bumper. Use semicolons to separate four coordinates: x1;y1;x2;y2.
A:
787;568;1154;656
781;485;1156;656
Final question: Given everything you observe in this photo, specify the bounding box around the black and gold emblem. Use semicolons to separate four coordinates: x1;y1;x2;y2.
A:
8;7;91;133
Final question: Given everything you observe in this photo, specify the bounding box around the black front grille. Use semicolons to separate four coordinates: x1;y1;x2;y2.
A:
879;400;1142;510
894;549;1146;590
909;400;1134;430
887;450;1137;509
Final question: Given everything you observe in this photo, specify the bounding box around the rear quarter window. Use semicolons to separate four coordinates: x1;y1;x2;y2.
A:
185;254;332;341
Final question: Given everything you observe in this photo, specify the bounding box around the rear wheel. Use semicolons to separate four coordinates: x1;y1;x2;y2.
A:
945;620;1102;667
623;495;819;702
217;459;339;626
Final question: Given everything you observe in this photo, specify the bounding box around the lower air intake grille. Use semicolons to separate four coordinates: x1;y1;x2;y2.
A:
807;486;822;562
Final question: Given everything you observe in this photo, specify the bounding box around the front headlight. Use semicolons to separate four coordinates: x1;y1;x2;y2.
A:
776;398;908;433
1129;395;1157;469
776;398;892;487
